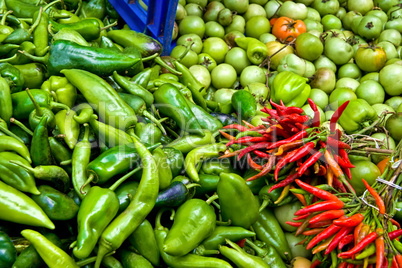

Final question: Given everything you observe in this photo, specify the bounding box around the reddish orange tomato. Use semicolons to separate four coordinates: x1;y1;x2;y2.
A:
271;17;307;43
269;18;278;27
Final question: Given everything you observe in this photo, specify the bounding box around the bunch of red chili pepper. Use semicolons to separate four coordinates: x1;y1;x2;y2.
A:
219;98;356;196
286;178;402;268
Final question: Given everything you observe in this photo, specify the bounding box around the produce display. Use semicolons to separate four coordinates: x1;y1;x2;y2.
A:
0;0;401;267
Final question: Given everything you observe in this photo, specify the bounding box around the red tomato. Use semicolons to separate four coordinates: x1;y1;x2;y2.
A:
271;17;306;43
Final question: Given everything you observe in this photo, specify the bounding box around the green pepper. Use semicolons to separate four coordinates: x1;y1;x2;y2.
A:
12;232;62;268
4;0;43;18
128;219;160;266
154;83;204;136
49;18;106;41
118;250;153;268
107;29;162;57
48;136;72;166
13;63;46;89
258;183;294;212
8;125;30;145
0;179;54;229
154;209;233;268
0;63;24;93
25;88;56;130
41;76;77;108
0;76;12;124
31;185;79;220
198;226;255;251
114;181;139;213
245;239;288;268
52;28;90;46
252;207;293;261
55;109;80;149
73;103;94;124
88;116;134;148
0;231;16;267
11;89;68;120
21;229;78;267
200;157;238;176
0;11;14;43
232;89;257;120
6;41;35;65
33;9;49;57
219;239;269;268
0;152;40;195
194;173;220;196
95;137;159;267
72;124;91;199
218;172;260;229
270;71;311;108
30;116;54;166
79;0;106;19
162;147;184;177
165;130;215;154
135;122;162;146
235;37;268;65
163;198;217;256
0;135;31;163
338;98;378;134
131;68;152;88
113;71;154;107
99;36;121;52
62;69;137;130
0;44;20;57
152;147;173;190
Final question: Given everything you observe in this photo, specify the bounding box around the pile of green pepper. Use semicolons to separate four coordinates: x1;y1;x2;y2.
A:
0;0;301;268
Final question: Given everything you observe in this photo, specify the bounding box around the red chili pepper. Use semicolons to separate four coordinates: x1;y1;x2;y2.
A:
362;179;386;214
310;259;321;268
237;142;272;160
308;220;333;228
246;153;263;170
308;98;321;128
287;141;317;163
295;179;340;201
275;140;304;156
338;234;354;250
236;238;246;248
268;173;298;193
333;176;347;193
338;231;378;258
309;210;345;225
293;213;311;221
246;154;276;181
325;226;354;255
267;130;310;149
338;262;348;268
297;149;324;176
296;213;315;236
395;254;402;268
376;230;385;268
294;200;344;216
391;218;401;229
333;154;355;169
290;186;308;207
302;228;326;236
306;224;342;250
286;113;310;124
324;150;345;178
219;130;235;140
326;136;352;150
392;256;399;268
330;100;350;133
253;150;270;158
295;122;309;130
242;120;255;129
274;149;298;180
344;167;352;180
317;165;327;176
388;229;402;240
223;124;249;132
226;136;268;147
286;221;302;227
346;264;355;268
333;214;364;227
261;117;278;125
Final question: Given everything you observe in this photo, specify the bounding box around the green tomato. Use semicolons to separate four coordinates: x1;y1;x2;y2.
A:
245;16;271;39
170;45;198;67
224;30;245;48
325;110;334;121
348;0;374;15
211;63;237;89
214;88;237;105
321;14;342;30
285;232;312;259
311;0;339;16
306;7;321;21
354;44;387;73
303;19;324;33
355;80;385;105
337;63;362;80
385;18;402;34
385;96;402;111
374;0;399;13
274;201;303;232
264;0;282;19
278;1;308;20
295;32;324;62
203;1;225;22
335;77;360;92
366;9;389;25
324;37;354;66
360;72;379;83
357;15;384;40
377;41;399;60
302;104;325;125
176;4;187;21
329;87;357;110
223;0;249;14
398;104;402;113
379;64;402;96
259;33;276;44
308;88;329;110
342;11;362;30
179;16;205;38
184;3;204;17
385;113;402;142
243;3;266;21
310;67;336;94
202;37;229;64
187;0;207;8
198;53;217;72
350;160;381;195
217;8;234;27
370;133;396;164
314;55;337;73
189;65;211;90
176;34;203;54
244;82;269;103
225;47;251;74
240;65;267;88
205;21;225;38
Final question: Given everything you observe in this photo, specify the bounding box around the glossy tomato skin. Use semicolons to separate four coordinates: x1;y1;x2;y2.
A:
271;17;307;43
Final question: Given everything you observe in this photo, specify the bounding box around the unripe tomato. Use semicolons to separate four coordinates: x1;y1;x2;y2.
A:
295;32;324;61
265;40;294;70
354;44;387;73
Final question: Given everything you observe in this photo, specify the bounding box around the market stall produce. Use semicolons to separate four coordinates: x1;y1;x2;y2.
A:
0;0;401;267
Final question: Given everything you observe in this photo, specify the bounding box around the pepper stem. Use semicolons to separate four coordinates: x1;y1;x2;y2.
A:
258;199;270;213
59;159;72;165
28;7;43;35
141;52;158;62
25;88;43;116
76;251;115;267
80;173;95;194
50;101;70;113
17;50;48;64
185;183;200;190
0;10;12;26
109;166;141;191
154;56;182;76
245;239;267;257
0;54;17;63
155;208;175;230
94;242;111;268
0;125;25;143
143;110;166;135
9;160;35;173
43;0;61;11
9;118;34;136
100;20;118;32
205;193;219;205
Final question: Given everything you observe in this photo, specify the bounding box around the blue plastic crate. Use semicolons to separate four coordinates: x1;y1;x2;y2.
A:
108;0;178;56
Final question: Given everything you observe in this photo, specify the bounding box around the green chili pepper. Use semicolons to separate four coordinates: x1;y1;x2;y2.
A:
338;98;378;134
4;0;43;18
95;137;159;267
49;18;106;41
162;147;184;177
12;232;62;268
55;110;80;150
78;0;106;19
220;239;269;268
166;130;215;154
6;41;35;65
0;11;14;43
0;180;54;229
101;255;123;268
48;136;72;166
62;68;137;130
33;9;49;56
194;173;220;196
200;157;238;176
245;239;287;268
0;152;39;194
0;231;16;267
184;143;227;182
232;90;257;120
183;96;223;133
235;37;268;65
0;135;31;163
0;44;20;57
113;71;154;107
11;89;69;120
0;77;12;124
72;103;93;124
252;208;293;261
100;36;121;52
31;185;79;220
154;209;233;268
21;229;78;267
0;62;24;93
30;116;54;166
107;29;162;57
152;147;173;190
131;68;152;88
13;63;46;89
118;249;153;268
51;28;90;46
8;124;30;145
135;122;163;146
198;226;255;251
152;78;195;103
218;172;260;229
114;181;139;213
25;88;56;130
88;116;133;148
128;219;160;266
3;8;42;44
41;75;77;108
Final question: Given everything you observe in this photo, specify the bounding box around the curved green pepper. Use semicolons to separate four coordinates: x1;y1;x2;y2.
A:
217;172;260;229
118;250;153;268
183;96;223;133
152;147;172;190
338;99;378;134
163;198;217;256
49;18;105;41
88;116;133;148
41;76;77;108
55;110;80;150
72;124;91;199
200;157;238;176
30;116;54;166
0;77;12;125
31;185;79;220
219;239;269;268
270;71;311;108
128;219;160;266
198;226;255;251
52;28;90;47
0;231;16;267
113;73;154;107
165;130;215;154
0;180;54;229
245;239;287;268
0;135;31;163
